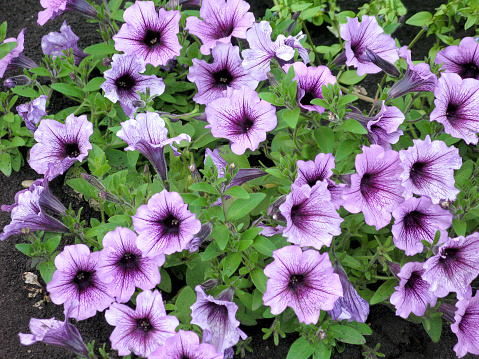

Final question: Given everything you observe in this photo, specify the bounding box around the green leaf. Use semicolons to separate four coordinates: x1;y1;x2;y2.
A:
83;77;105;92
335;139;358;162
423;315;442;343
67;178;97;199
328;324;366;344
84;43;117;56
405;11;433;27
0;152;12;176
223;252;242;277
189;182;220;195
465;15;477;30
11;86;39;98
301;6;322;20
338;70;366;85
250;268;268;293
174;286;196;324
15;243;33;256
0;41;17;61
286;337;315;359
108;0;123;12
338;94;359;108
341;119;367;134
0;22;7;43
370;279;397;305
212;223;230;251
44;235;61;253
158;268;172;292
51;83;83;98
228;192;266;220
283;107;301;128
453;219;467;236
224;186;250;199
344;321;373;336
29;67;52;77
38;260;56;284
313;127;335;153
253;236;277;256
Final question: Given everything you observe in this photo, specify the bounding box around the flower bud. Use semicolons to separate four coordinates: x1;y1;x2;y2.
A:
200;279;220;291
267;195;287;222
80;173;105;191
4;75;31;88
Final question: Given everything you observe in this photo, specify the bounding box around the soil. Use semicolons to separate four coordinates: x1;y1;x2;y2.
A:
0;0;476;358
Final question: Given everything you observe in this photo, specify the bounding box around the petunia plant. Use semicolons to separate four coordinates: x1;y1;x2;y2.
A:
3;0;479;358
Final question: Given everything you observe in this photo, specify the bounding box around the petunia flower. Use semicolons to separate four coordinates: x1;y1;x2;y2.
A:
386;46;437;101
339;15;399;76
187;42;258;105
28;114;93;180
185;0;255;55
149;330;224;359
343;145;404;230
0;29;37;78
113;1;181;67
279;181;343;249
435;37;479;80
1;179;69;241
284;32;310;65
41;21;87;66
96;227;164;303
101;54;165;117
399;135;462;204
422;234;479;300
191;286;247;355
263;245;343;324
391;196;452;256
116;111;190;184
283;62;336;113
37;0;98;26
132;189;201;257
205;86;277;155
105;290;179;357
451;292;479;357
19;300;89;357
429;72;479;144
390;262;438;319
47;244;114;321
16;95;48;133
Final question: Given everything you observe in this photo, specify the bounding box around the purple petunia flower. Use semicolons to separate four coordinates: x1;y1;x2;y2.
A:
205;86;277;155
343;145;404;230
263;245;343;324
16;95;47;133
1;179;69;241
327;261;369;323
47;244;114;321
386;46;437;101
28;114;93;180
38;0;98;26
113;1;181;67
451;292;479;357
429;72;479;144
149;330;224;359
435;37;479;80
191;286;246;355
19;300;89;357
185;0;255;55
399;135;462;204
339;15;399;76
41;21;87;66
105;289;179;357
284;32;310;65
422;234;479;300
97;227;164;303
390;262;438;319
188;42;258;105
132;189;201;257
116;111;190;183
283;62;336;113
101;54;165;117
279;181;343;249
0;29;38;78
391;196;452;256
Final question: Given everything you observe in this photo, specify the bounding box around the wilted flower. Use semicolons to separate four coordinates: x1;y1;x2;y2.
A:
435;37;479;80
279;181;343;249
185;0;255;55
399;135;462;203
47;244;114;320
283;62;336;113
19;300;89;357
422;234;479;300
0;29;37;78
263;245;343;324
37;0;98;26
205;86;277;155
97;227;165;303
391;196;452;256
191;286;246;355
101;54;165;117
41;21;87;65
187;222;213;253
16;95;47;133
339;15;399;76
451;292;479;357
390;262;438;319
28;114;93;180
188;42;258;105
284;32;310;64
113;1;181;67
430;72;479;144
133;189;201;257
3;74;31;88
105;290;179;357
149;330;224;359
343;145;404;230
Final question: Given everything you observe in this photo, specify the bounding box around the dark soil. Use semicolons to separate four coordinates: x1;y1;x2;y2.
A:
0;0;476;358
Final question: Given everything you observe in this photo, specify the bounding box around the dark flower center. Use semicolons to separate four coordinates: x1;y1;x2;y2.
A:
404;272;422;290
213;68;234;87
143;29;162;48
403;210;426;232
300;91;315;107
288;274;305;291
459;62;479;79
118;252;139;270
441;247;460;261
240;117;255;133
161;214;180;234
136;318;153;332
206;302;228;323
446;102;460;119
73;270;93;292
115;74;135;91
360;172;377;200
64;142;81;158
410;161;428;186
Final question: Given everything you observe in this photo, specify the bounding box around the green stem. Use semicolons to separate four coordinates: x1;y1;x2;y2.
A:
408;27;426;50
339;85;375;103
302;22;320;66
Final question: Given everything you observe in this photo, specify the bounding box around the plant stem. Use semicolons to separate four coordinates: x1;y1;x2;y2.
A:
302;22;320;66
339;85;375;103
408;27;426;50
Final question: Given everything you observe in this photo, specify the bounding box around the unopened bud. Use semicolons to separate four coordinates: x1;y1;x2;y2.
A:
69;72;77;81
188;222;213;252
267;195;287;222
98;190;121;204
189;163;202;183
193;113;207;122
267;72;279;88
102;57;112;67
132;100;146;108
439;199;451;210
201;279;220;291
143;164;150;177
216;286;235;302
227;163;236;176
386;261;400;277
4;75;31;88
81;173;105;191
